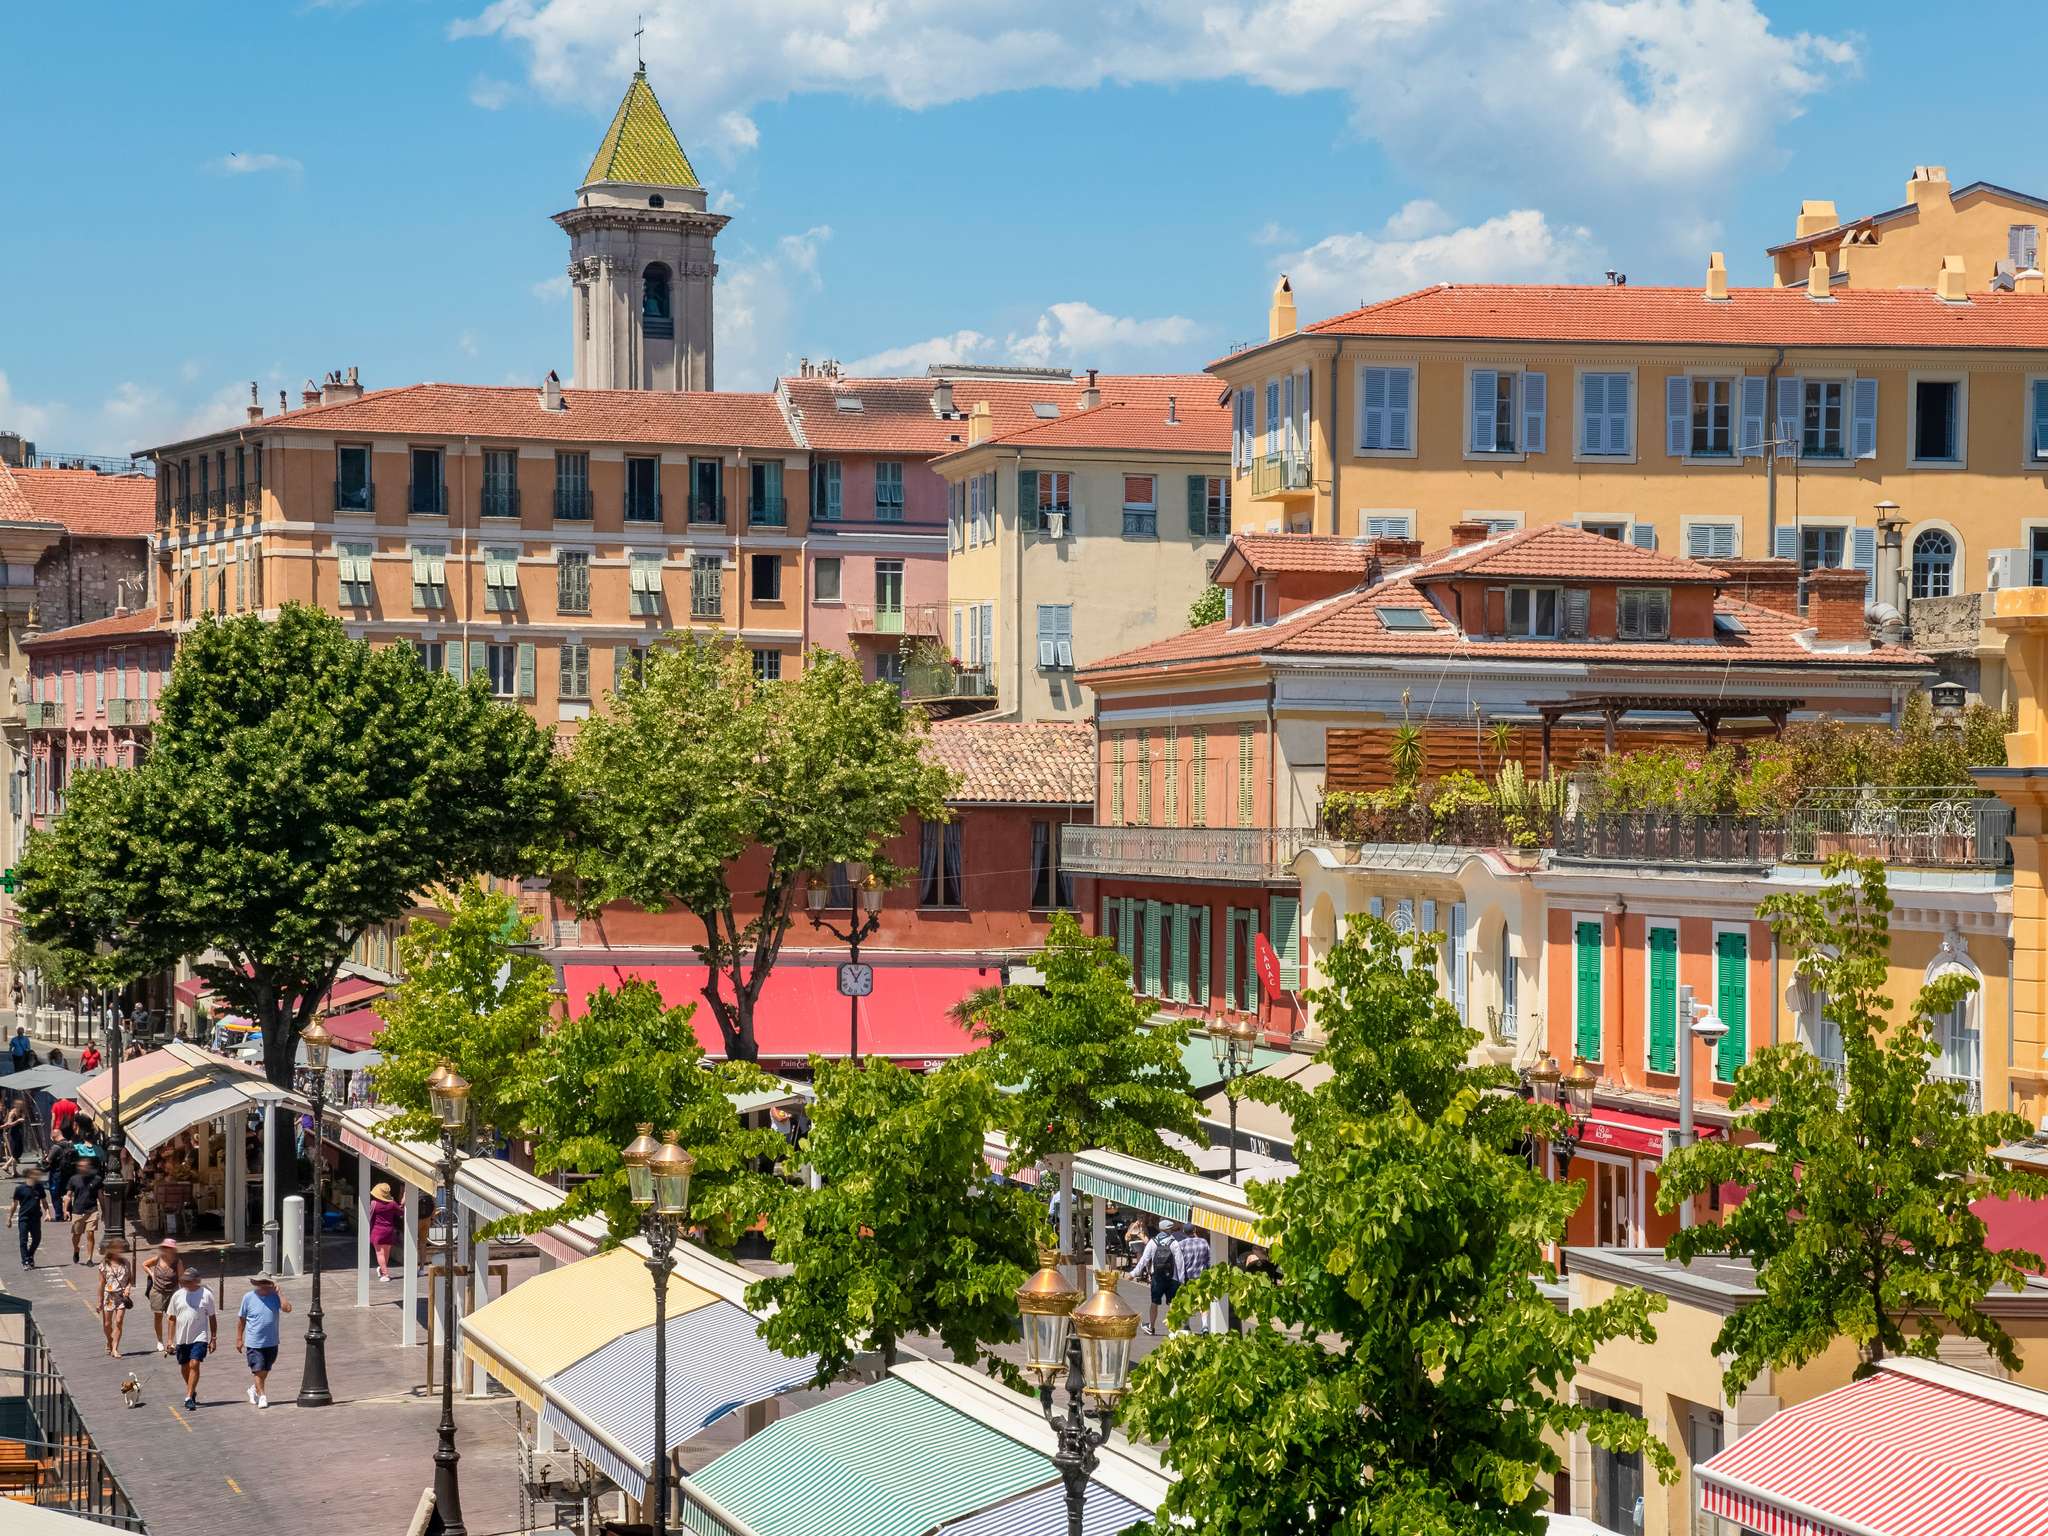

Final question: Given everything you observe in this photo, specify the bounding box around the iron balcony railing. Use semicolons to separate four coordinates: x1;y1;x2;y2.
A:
750;495;788;527
904;660;995;702
689;494;725;523
625;491;662;523
1784;789;2012;870
26;450;153;477
18;1312;148;1528
23;702;57;729
480;486;520;518
1557;812;1787;869
409;481;445;516
1248;452;1312;497
333;479;373;514
554;485;592;520
106;698;150;728
1060;823;1312;884
850;602;942;638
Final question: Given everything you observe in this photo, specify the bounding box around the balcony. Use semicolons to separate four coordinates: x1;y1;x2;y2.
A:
333;480;374;515
1556;812;1786;870
1060;823;1312;885
23;702;57;730
409;482;446;516
849;603;942;638
904;660;995;703
689;495;725;524
107;698;152;728
625;492;662;524
1248;452;1313;500
1784;790;2012;871
750;495;788;528
480;487;521;519
554;485;592;521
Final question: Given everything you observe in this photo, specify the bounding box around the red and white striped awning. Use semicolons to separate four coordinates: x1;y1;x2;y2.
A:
1699;1358;2048;1536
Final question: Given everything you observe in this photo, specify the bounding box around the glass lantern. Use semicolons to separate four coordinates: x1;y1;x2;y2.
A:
1072;1267;1141;1408
1563;1058;1598;1120
1015;1248;1079;1386
805;877;828;914
428;1062;471;1134
300;1017;333;1074
1228;1012;1260;1070
858;875;884;916
622;1124;661;1208
1206;1012;1231;1067
1526;1053;1561;1105
651;1132;695;1218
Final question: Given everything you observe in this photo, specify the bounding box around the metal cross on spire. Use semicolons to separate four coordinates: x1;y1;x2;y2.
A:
634;13;645;72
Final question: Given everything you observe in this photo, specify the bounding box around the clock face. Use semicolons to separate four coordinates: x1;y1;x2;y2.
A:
837;962;875;998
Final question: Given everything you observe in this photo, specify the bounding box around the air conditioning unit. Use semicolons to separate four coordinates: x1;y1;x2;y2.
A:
1987;548;2029;590
1045;511;1067;540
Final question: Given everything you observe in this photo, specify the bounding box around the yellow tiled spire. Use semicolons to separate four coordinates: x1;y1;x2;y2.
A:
584;69;701;190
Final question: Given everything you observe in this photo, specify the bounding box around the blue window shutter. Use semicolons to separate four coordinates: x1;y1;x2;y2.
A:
1119;898;1138;978
1580;372;1605;454
1522;370;1547;453
1449;902;1467;1023
1421;899;1437;940
1773;525;1798;561
1370;896;1384;920
1739;375;1769;456
1385;366;1411;450
1017;470;1039;533
1574;920;1603;1061
1716;930;1749;1080
1361;367;1386;450
1852;525;1878;602
1647;927;1678;1074
1631;523;1658;550
1851;377;1879;459
467;639;487;680
1470;370;1498;452
516;641;536;700
1777;376;1802;455
1271;895;1301;990
1665;374;1690;457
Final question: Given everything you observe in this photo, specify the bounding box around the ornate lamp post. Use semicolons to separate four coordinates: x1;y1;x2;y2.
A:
295;1017;334;1407
1207;1010;1260;1182
1525;1054;1598;1274
1016;1251;1141;1536
425;1061;471;1536
622;1124;695;1536
805;864;886;1062
89;937;129;1251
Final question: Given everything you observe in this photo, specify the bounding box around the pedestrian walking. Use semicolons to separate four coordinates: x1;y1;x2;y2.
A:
1171;1224;1214;1335
7;1028;29;1075
368;1181;403;1283
8;1169;44;1268
65;1155;103;1265
1;1099;26;1176
166;1268;218;1410
98;1238;133;1357
235;1272;291;1409
79;1042;101;1073
1130;1218;1178;1335
49;1095;80;1144
141;1240;181;1355
45;1048;64;1071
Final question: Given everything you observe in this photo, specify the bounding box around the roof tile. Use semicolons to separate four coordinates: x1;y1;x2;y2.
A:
0;465;155;537
584;72;701;190
24;609;163;649
925;720;1096;805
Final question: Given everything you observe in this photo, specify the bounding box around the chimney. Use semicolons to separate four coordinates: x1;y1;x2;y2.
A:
1807;253;1831;299
1805;566;1870;644
2019;268;2047;296
1166;394;1179;425
1907;164;1952;210
319;367;364;406
1937;254;1969;303
1794;199;1839;239
1372;535;1422;564
930;379;955;418
1269;275;1297;341
245;381;263;423
301;379;321;407
968;399;994;445
539;370;565;411
1448;520;1491;547
278;390;289;415
1715;558;1802;617
1704;250;1729;302
1079;369;1100;411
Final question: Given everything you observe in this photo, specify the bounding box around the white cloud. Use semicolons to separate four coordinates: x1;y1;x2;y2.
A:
845;330;1002;375
469;74;515;109
208;152;302;177
458;330;482;357
0;372;259;459
711;189;743;214
846;303;1200;376
775;225;832;286
1280;207;1602;318
1251;221;1297;248
715;111;759;152
717;232;836;389
457;0;1852;240
0;372;57;441
1380;199;1453;241
531;274;570;302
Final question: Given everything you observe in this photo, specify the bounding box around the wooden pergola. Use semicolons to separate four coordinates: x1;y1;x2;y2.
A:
1535;694;1800;773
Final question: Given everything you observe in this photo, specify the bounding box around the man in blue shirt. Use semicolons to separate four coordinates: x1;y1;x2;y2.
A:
234;1272;292;1409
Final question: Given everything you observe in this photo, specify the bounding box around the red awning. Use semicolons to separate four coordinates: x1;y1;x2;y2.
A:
171;972;384;1015
1699;1359;2048;1536
561;960;985;1068
1577;1106;1723;1160
324;1008;385;1052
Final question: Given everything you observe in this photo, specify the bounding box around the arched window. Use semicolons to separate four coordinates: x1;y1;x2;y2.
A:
641;263;673;337
1911;528;1956;599
648;193;665;209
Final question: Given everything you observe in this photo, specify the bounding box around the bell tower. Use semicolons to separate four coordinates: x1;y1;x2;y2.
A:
553;68;729;391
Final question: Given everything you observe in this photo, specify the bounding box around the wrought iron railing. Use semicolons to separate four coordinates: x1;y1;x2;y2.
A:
625;490;662;523
408;481;445;516
554;485;592;520
1557;812;1786;868
15;1316;148;1527
1785;789;2012;870
480;487;520;519
903;660;994;701
689;494;724;523
850;603;941;637
749;495;788;527
25;451;153;477
333;479;373;514
1248;452;1312;497
1059;824;1312;884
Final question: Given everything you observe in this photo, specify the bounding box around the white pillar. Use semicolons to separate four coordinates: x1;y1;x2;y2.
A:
224;1114;246;1248
400;1183;420;1349
458;1206;477;1395
260;1105;279;1273
468;1215;492;1399
280;1194;305;1278
355;1157;371;1308
1091;1196;1107;1271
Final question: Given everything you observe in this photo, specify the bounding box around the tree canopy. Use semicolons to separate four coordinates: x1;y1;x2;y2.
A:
1186;584;1226;628
18;606;567;1087
747;1059;1040;1384
1121;915;1671;1535
563;640;953;1062
1659;857;2047;1392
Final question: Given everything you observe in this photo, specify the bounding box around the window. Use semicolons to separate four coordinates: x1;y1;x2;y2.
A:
690;555;722;618
1912;378;1962;463
751;648;782;681
690;458;723;522
1469;368;1545;455
641;263;673;336
1932;990;1981;1100
628;555;664;615
1249;581;1270;625
1035;604;1073;670
1363;513;1413;539
874;461;904;519
1573;919;1603;1061
751;553;781;601
814;557;842;603
625;456;661;521
874;652;904;691
1579;371;1632;456
1617;587;1671;640
485;547;521;611
1357;365;1414;453
811;460;841;521
1684;376;1733;457
1030;821;1074;910
1799;378;1846;459
409;448;444;514
919;821;964;907
1498;927;1519;1040
338;542;374;607
559;642;590;700
486;642;519;698
749;461;785;525
2032;527;2048;589
481;449;519;517
335;446;372;512
410;545;448;608
556;550;589;613
1799;525;1846;573
1233;389;1254;468
966;472;994;546
1190;475;1229;536
1685;521;1738;561
1911;529;1957;599
1264;378;1281;457
1021;470;1072;533
554;452;591;520
1122;474;1157;538
2012;223;2041;271
1109;732;1125;823
1506;586;1561;638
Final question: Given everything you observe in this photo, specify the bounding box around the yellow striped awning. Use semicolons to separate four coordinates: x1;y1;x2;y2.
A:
1190;1207;1261;1244
76;1050;188;1116
460;1244;717;1410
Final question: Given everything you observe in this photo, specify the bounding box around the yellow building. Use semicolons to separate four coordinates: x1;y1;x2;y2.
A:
1768;164;2048;292
933;373;1228;722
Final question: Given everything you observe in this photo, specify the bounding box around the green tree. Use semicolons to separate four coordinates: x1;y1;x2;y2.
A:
747;1059;1040;1383
1659;857;2046;1392
1121;916;1671;1535
368;883;556;1147
18;606;567;1090
1186;584;1226;628
564;640;953;1062
493;980;787;1249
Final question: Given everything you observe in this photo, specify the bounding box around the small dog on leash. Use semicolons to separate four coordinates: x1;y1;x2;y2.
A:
119;1375;144;1409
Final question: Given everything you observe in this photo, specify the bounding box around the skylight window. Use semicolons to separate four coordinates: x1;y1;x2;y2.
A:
1376;605;1433;631
833;396;864;412
1713;612;1748;636
1032;402;1060;419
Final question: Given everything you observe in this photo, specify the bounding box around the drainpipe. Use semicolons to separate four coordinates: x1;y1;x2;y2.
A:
1013;447;1026;719
1326;340;1343;537
1764;348;1786;552
2009;929;2018;1115
458;436;472;659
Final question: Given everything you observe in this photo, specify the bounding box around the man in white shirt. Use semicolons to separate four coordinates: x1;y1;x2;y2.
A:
165;1268;219;1411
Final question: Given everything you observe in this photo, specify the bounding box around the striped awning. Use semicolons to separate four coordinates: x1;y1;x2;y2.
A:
122;1084;251;1158
1073;1172;1190;1224
1189;1206;1260;1244
538;1301;817;1501
932;1478;1150;1536
678;1377;1055;1536
1698;1359;2048;1536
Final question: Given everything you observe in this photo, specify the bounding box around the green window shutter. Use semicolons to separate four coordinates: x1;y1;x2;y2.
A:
1170;905;1190;1001
1186;475;1206;535
1142;901;1164;996
1271;895;1300;990
1247;909;1262;1009
1647;927;1678;1074
1716;930;1748;1080
1223;908;1238;1008
467;639;487;681
1190;727;1207;827
1196;905;1211;1008
1101;896;1113;945
516;641;536;700
1574;920;1603;1061
1018;470;1039;533
1118;897;1137;979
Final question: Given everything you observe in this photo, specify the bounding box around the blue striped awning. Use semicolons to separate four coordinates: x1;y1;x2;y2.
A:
1073;1172;1190;1224
539;1300;818;1501
934;1478;1151;1536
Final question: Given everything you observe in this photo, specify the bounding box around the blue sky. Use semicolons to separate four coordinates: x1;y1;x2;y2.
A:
3;0;2043;455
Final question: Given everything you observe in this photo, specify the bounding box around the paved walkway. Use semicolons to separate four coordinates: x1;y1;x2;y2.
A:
8;1237;539;1536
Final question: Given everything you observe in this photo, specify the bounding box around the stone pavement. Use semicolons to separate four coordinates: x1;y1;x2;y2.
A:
8;1236;540;1536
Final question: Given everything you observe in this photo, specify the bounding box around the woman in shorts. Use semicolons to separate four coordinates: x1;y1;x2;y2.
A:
98;1237;133;1357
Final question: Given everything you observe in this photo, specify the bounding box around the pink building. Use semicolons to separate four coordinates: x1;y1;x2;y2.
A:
24;609;172;826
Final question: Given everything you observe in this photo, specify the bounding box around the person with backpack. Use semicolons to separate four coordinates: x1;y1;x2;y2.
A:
1130;1218;1179;1335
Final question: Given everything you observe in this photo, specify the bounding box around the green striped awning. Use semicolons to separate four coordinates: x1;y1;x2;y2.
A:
678;1377;1054;1536
1073;1172;1190;1224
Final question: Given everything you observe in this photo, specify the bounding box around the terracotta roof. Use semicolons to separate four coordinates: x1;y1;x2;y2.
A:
24;608;162;649
0;465;155;537
962;394;1229;456
1424;524;1726;583
584;70;700;190
1215;284;2048;364
1217;533;1378;580
925;720;1096;805
158;384;798;454
780;372;1220;457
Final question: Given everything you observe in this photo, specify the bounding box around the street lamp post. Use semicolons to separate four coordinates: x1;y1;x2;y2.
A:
93;938;127;1252
1673;985;1728;1230
621;1124;695;1536
805;865;885;1062
1207;1011;1259;1182
1016;1251;1141;1536
426;1061;471;1536
1525;1054;1598;1274
296;1017;334;1407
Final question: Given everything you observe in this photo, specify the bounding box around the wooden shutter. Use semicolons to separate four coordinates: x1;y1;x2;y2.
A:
1852;525;1878;602
1665;374;1690;457
1574;921;1603;1061
1163;724;1179;827
1716;930;1748;1080
1196;906;1211;1008
1580;372;1604;454
1739;375;1768;456
1370;896;1383;919
1190;727;1207;827
1470;370;1498;452
612;645;633;692
1522;370;1547;453
1186;475;1206;535
1851;377;1879;459
1143;901;1164;997
445;644;464;683
1118;897;1137;976
516;642;536;700
1449;902;1467;1023
1647;926;1678;1074
1053;606;1072;670
1606;372;1629;454
1237;725;1254;826
1018;470;1039;533
1270;895;1300;989
1223;908;1238;1007
1563;589;1590;640
1361;367;1387;451
1171;905;1190;1002
1630;524;1657;550
1102;896;1114;948
1037;606;1057;670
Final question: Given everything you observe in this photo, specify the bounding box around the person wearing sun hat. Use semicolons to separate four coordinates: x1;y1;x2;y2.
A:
368;1179;403;1283
141;1239;182;1354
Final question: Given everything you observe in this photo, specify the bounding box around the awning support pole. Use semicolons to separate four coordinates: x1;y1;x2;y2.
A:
401;1185;420;1349
355;1154;371;1308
